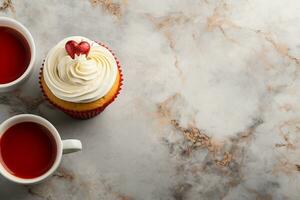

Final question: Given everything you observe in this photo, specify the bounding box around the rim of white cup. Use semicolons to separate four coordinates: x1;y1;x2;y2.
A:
0;17;36;90
0;114;62;184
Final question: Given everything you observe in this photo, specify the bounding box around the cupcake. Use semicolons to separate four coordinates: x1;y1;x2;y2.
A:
39;36;122;119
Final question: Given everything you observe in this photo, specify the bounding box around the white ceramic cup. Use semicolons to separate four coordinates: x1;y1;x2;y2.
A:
0;114;82;184
0;17;36;92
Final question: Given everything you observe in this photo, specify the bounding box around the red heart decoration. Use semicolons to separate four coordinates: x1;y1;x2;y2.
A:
65;40;90;59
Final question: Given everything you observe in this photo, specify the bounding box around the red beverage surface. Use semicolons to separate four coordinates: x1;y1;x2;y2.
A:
0;26;31;84
0;122;57;179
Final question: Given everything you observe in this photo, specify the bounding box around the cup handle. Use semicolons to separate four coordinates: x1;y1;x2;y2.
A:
62;139;82;154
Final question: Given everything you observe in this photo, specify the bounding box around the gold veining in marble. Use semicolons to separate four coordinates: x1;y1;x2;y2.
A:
89;0;127;20
0;0;14;12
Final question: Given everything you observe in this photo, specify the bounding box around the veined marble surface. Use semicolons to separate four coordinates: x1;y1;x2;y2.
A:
0;0;300;199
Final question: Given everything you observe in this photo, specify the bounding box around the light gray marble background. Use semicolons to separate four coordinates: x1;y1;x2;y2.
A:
0;0;300;199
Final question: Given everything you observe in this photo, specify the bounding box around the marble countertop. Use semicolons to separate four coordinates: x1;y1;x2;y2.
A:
1;0;300;199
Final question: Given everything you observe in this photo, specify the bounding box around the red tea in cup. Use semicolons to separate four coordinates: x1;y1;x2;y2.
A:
0;26;31;84
0;122;57;179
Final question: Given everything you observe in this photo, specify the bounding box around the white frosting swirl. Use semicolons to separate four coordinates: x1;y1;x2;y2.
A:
43;36;118;103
